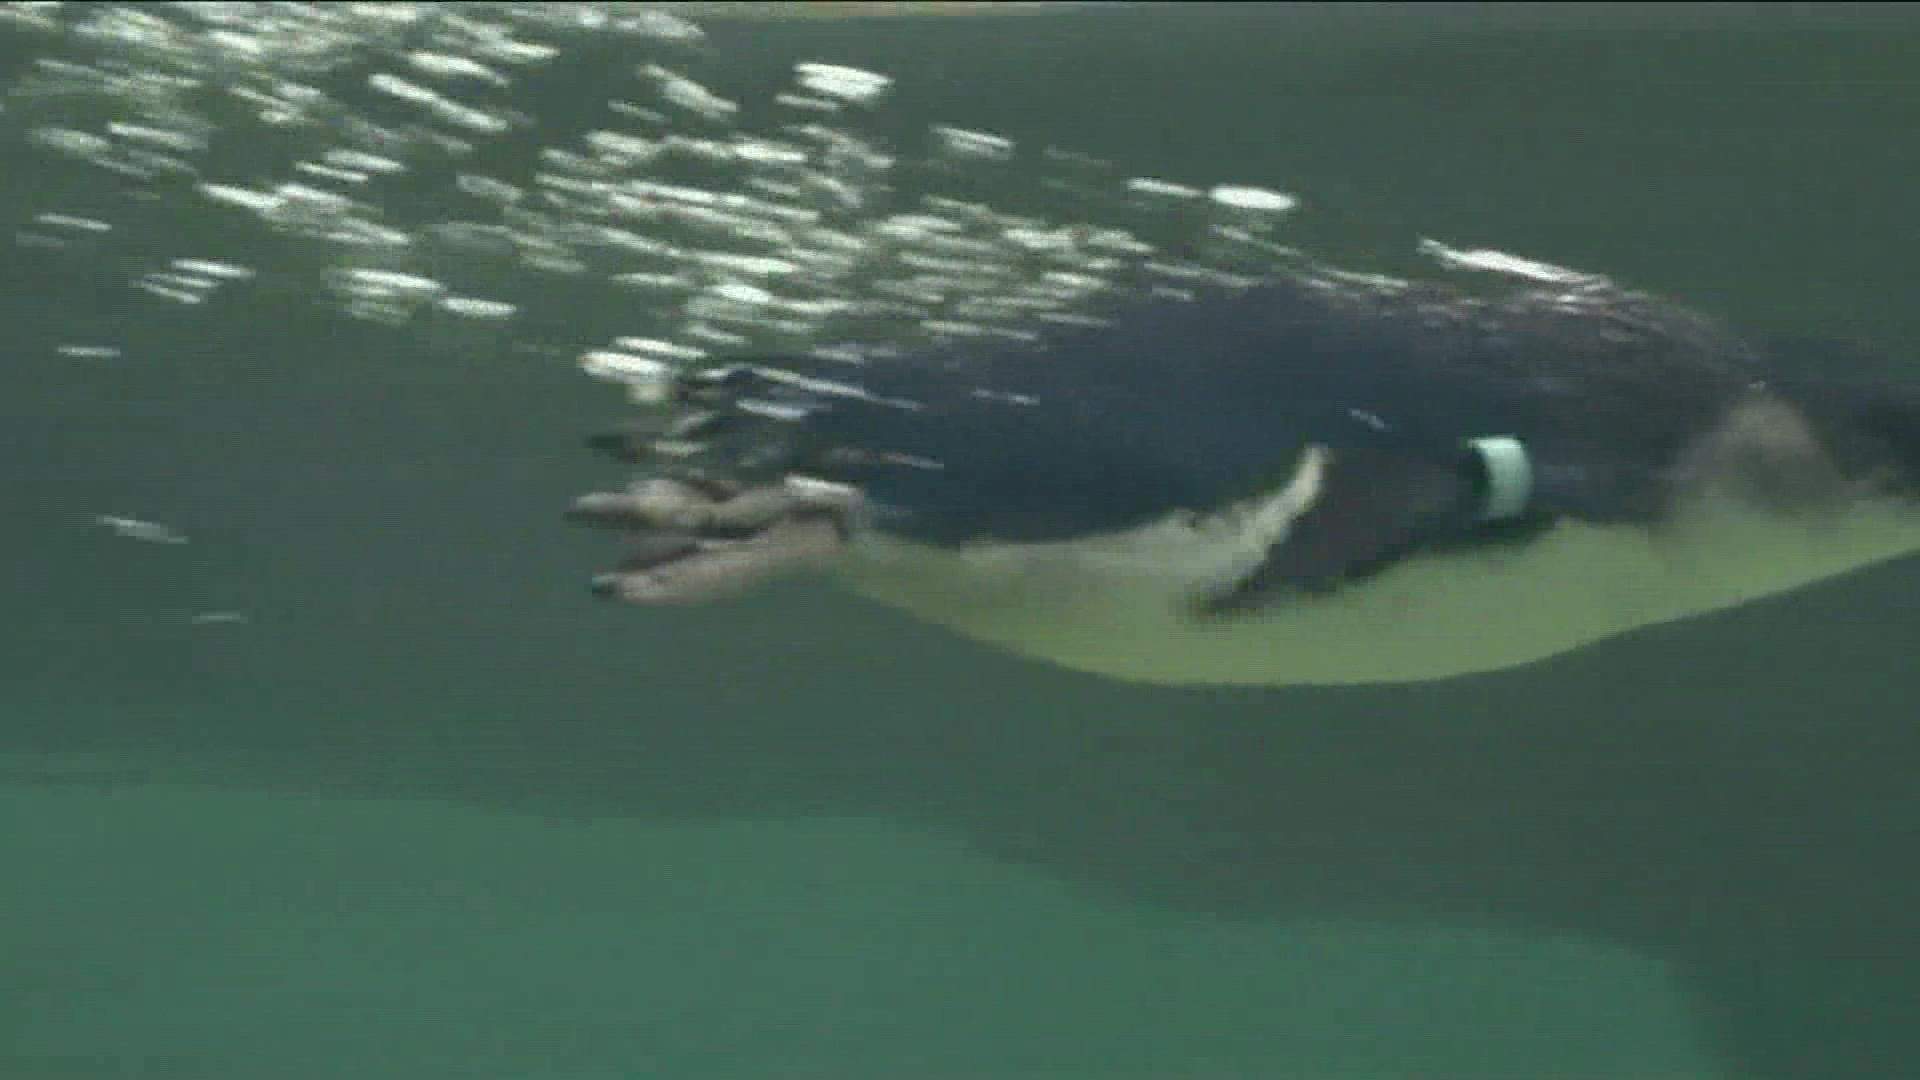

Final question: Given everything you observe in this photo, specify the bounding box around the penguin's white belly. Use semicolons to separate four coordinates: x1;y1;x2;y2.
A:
836;500;1920;687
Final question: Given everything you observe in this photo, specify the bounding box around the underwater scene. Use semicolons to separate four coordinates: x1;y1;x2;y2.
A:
4;4;1919;1078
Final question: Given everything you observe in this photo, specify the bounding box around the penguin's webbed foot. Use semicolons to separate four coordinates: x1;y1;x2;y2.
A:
569;362;865;605
567;475;862;605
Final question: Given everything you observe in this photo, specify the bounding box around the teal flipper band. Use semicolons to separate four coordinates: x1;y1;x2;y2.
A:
1469;435;1533;521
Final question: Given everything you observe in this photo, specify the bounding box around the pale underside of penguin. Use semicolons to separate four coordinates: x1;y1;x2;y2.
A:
568;272;1920;687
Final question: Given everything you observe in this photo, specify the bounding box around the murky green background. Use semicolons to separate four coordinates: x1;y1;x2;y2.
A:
5;5;1918;1078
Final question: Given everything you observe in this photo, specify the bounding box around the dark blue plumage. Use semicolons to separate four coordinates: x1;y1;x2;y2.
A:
711;274;1766;547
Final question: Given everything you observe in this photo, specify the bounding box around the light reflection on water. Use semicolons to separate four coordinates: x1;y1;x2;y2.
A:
3;2;1593;396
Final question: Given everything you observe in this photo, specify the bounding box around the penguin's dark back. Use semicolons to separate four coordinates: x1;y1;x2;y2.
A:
795;273;1771;544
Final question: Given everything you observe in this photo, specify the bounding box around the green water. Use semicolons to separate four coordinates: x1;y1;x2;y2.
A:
6;788;1698;1079
4;5;1918;1078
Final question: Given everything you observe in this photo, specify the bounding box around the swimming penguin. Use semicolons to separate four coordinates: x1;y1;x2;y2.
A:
567;270;1920;687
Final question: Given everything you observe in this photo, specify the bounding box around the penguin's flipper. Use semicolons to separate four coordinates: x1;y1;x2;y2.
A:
1197;439;1542;616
